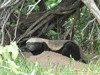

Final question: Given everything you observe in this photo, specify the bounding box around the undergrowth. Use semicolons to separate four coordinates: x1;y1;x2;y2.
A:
0;42;100;75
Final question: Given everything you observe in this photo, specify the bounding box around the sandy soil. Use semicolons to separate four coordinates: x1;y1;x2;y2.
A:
19;51;87;70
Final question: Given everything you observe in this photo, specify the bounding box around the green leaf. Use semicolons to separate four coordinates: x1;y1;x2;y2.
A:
2;50;11;60
0;46;11;60
5;42;19;60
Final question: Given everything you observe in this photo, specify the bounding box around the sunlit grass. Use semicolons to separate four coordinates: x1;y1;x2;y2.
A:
0;57;100;75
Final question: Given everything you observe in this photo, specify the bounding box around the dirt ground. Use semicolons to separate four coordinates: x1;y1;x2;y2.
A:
19;51;87;71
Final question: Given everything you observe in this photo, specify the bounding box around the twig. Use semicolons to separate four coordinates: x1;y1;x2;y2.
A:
63;9;80;40
95;23;100;40
1;8;19;45
19;48;25;59
13;1;25;41
27;0;41;15
81;18;96;38
5;28;12;42
0;0;20;10
88;22;95;40
0;0;11;8
1;12;10;45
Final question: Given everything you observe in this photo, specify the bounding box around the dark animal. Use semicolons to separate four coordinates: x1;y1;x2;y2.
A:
26;38;87;63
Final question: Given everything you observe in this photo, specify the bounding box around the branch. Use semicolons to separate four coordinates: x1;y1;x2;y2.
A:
81;18;96;39
0;0;20;10
13;1;25;41
0;12;11;45
17;12;51;42
81;0;100;25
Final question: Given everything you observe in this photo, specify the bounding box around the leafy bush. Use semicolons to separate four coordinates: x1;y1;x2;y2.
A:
0;42;19;74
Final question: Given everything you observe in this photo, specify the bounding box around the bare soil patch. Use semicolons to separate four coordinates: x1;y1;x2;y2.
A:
19;51;87;71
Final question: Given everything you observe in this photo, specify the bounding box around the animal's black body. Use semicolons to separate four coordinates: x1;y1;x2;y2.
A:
26;38;87;63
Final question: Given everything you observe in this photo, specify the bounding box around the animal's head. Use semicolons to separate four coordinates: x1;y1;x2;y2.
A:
26;38;44;51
